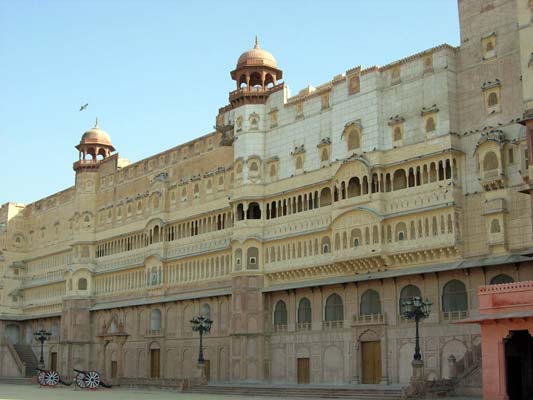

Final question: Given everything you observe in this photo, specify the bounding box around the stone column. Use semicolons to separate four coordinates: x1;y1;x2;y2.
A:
380;334;389;384
497;339;509;400
525;117;533;239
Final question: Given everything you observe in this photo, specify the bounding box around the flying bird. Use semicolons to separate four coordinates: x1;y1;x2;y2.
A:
79;103;88;112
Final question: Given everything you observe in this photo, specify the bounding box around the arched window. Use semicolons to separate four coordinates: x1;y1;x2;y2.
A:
246;203;261;219
488;92;498;107
393;170;407;190
296;156;303;170
298;297;312;325
274;300;287;327
483;151;499;171
325;293;343;322
78;278;88;291
442;280;468;313
247;247;259;269
426;117;436;133
321;148;329;162
393;126;402;141
360;289;381;315
490;219;501;233
201;303;211;318
347;129;360;151
236;203;245;221
395;222;407;241
234;248;242;270
490;274;514;285
150;309;162;332
321;236;331;254
270;164;276;177
399;285;421;313
319;187;332;207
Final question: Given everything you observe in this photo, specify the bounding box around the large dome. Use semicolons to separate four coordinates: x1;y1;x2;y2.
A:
79;118;113;147
236;37;277;69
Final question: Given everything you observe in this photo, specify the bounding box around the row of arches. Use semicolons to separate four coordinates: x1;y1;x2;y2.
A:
166;254;232;284
262;158;455;222
96;254;233;294
334;213;454;250
265;235;331;264
334;159;454;199
24;283;65;303
265;212;455;266
273;292;381;329
272;277;508;329
148;304;212;333
96;211;233;259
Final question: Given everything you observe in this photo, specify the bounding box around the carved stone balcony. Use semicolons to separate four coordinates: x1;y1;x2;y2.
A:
442;310;468;321
480;169;505;191
296;322;311;332
145;328;164;337
352;313;386;326
323;320;344;330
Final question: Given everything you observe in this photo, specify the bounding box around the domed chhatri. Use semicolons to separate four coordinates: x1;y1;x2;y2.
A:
236;36;278;69
79;118;114;148
230;36;283;91
75;118;116;166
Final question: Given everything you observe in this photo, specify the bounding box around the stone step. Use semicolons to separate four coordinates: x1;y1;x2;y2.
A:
12;344;39;377
0;376;34;385
188;385;404;399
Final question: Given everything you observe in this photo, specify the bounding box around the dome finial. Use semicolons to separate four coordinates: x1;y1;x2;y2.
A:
94;117;99;129
254;35;259;49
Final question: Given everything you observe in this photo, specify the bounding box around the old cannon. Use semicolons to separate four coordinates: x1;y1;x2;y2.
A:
35;367;71;387
73;369;111;389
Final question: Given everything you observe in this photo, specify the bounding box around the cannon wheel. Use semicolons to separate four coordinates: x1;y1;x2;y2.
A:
75;372;86;388
44;370;60;386
37;370;47;386
84;371;100;389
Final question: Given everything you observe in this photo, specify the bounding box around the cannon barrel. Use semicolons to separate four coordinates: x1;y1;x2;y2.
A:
73;368;87;374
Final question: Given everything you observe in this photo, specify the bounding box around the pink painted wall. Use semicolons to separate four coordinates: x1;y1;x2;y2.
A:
480;319;533;400
479;281;533;315
476;281;533;400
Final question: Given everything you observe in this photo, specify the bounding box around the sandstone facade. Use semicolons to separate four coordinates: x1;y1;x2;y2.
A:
1;0;533;389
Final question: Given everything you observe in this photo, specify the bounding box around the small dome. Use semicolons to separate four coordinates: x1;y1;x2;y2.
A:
79;118;113;147
236;37;277;69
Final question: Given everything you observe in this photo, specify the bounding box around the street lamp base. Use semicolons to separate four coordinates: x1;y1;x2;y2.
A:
410;359;424;383
193;363;208;386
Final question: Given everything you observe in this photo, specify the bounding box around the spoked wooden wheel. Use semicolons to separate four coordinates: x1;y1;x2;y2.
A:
44;370;60;386
37;370;47;386
84;371;100;389
75;372;86;388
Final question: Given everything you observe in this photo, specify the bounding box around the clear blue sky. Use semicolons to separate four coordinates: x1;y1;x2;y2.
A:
0;0;459;205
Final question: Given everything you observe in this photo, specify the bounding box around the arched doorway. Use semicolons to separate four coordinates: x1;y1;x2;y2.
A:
505;330;533;400
150;342;161;378
5;324;20;344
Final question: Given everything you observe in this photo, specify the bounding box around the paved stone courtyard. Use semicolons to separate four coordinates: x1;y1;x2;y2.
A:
0;384;283;400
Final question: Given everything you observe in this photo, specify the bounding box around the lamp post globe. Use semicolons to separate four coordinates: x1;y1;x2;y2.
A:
400;296;432;361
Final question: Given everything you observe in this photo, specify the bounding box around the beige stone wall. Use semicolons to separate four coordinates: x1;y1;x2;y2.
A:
1;0;532;387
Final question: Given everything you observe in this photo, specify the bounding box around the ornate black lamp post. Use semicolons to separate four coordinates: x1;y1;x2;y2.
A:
400;296;432;361
190;315;213;364
34;329;51;368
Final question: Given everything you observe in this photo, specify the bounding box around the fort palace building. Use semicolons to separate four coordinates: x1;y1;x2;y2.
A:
1;0;533;394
